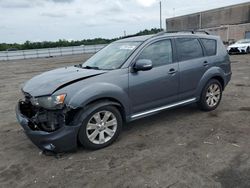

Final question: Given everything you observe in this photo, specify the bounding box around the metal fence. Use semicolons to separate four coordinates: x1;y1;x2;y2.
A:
0;44;107;61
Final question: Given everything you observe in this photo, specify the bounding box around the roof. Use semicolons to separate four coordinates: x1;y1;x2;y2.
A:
116;31;218;43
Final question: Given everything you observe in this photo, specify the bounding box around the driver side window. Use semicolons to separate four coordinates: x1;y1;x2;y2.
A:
137;39;173;67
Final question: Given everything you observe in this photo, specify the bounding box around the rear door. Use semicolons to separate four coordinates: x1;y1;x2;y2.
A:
175;37;209;100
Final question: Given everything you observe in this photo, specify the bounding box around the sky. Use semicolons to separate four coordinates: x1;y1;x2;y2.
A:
0;0;249;43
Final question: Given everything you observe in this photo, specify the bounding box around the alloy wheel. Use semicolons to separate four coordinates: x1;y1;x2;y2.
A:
86;110;118;144
206;83;221;107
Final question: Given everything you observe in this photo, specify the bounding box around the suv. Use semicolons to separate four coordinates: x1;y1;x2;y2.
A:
16;32;231;152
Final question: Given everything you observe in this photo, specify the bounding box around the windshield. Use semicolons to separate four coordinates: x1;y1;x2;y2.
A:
82;42;141;70
236;39;250;44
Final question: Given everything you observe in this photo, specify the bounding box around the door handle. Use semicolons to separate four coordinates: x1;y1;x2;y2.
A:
203;61;209;67
168;68;177;75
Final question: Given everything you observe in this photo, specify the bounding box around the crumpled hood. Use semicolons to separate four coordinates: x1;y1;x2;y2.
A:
22;66;106;97
228;43;250;48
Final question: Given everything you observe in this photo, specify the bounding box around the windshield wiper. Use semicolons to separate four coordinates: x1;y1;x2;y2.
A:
82;65;100;70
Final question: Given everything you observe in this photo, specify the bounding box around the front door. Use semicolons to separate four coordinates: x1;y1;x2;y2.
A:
129;39;179;114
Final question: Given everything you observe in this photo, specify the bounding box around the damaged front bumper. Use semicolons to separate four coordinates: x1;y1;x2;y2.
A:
15;100;81;153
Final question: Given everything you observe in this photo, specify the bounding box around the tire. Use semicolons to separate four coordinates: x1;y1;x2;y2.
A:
78;105;122;150
247;47;250;54
197;79;222;111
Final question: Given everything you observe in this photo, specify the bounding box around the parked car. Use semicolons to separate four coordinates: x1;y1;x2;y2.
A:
227;38;250;54
16;32;232;153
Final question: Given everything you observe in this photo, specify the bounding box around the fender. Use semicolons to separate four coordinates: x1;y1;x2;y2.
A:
71;100;122;127
67;82;130;116
195;66;226;101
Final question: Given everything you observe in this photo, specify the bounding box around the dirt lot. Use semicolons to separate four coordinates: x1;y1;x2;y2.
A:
0;54;249;188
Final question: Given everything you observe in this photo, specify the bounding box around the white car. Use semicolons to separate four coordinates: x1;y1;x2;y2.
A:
227;39;250;54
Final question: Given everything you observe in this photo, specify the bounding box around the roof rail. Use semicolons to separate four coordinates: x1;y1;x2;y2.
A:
194;30;210;35
155;30;210;36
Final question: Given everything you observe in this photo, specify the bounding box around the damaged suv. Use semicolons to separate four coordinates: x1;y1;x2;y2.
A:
16;31;231;152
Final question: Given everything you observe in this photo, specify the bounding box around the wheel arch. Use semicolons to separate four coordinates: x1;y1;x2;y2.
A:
210;75;224;90
84;97;127;122
195;67;226;100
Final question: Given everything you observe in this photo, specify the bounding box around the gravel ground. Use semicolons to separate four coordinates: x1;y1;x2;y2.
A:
0;54;249;188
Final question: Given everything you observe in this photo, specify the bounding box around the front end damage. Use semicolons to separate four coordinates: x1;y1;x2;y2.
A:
16;94;81;153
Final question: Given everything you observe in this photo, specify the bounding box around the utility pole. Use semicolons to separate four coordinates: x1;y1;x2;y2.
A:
160;1;162;30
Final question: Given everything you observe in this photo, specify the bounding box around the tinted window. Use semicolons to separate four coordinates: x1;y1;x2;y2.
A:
137;40;172;67
201;39;217;56
176;38;203;61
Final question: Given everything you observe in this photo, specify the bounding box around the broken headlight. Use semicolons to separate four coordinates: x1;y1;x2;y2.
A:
31;94;66;109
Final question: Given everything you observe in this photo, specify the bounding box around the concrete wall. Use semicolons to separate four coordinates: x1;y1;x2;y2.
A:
207;23;250;43
167;14;200;31
201;3;250;28
166;2;250;42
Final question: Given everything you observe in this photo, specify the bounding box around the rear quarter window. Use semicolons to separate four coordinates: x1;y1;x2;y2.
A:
175;38;204;61
201;39;217;56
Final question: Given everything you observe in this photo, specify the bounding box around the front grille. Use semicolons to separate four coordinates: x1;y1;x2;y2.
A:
229;48;240;53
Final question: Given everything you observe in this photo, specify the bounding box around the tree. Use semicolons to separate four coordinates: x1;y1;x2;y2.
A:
0;28;163;51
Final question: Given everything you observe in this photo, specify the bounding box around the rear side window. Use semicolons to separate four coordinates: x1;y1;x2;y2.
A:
176;38;203;61
137;39;172;67
201;39;217;56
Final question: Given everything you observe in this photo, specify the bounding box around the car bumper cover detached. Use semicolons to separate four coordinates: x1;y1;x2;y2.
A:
16;100;81;152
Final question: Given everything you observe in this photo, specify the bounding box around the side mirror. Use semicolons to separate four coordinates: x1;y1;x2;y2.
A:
134;59;153;71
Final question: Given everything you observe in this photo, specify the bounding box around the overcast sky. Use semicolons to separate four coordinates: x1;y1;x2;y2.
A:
0;0;249;43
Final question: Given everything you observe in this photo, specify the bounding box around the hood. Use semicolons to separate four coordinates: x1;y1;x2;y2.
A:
22;66;107;97
229;43;250;48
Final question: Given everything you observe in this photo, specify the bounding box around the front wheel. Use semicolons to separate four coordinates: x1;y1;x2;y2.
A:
78;105;122;150
197;79;222;111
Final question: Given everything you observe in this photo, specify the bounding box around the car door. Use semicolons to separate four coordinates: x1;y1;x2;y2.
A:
129;39;179;115
175;37;209;100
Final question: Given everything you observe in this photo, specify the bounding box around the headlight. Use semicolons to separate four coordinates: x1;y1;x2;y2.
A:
31;94;66;109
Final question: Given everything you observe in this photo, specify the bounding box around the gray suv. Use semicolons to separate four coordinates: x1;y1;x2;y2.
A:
16;32;232;152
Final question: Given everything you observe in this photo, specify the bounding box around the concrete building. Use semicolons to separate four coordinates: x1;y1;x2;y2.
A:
165;2;250;44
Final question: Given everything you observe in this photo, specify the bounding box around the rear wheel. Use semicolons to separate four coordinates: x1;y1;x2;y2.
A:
78;105;122;150
197;79;222;111
247;47;250;54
